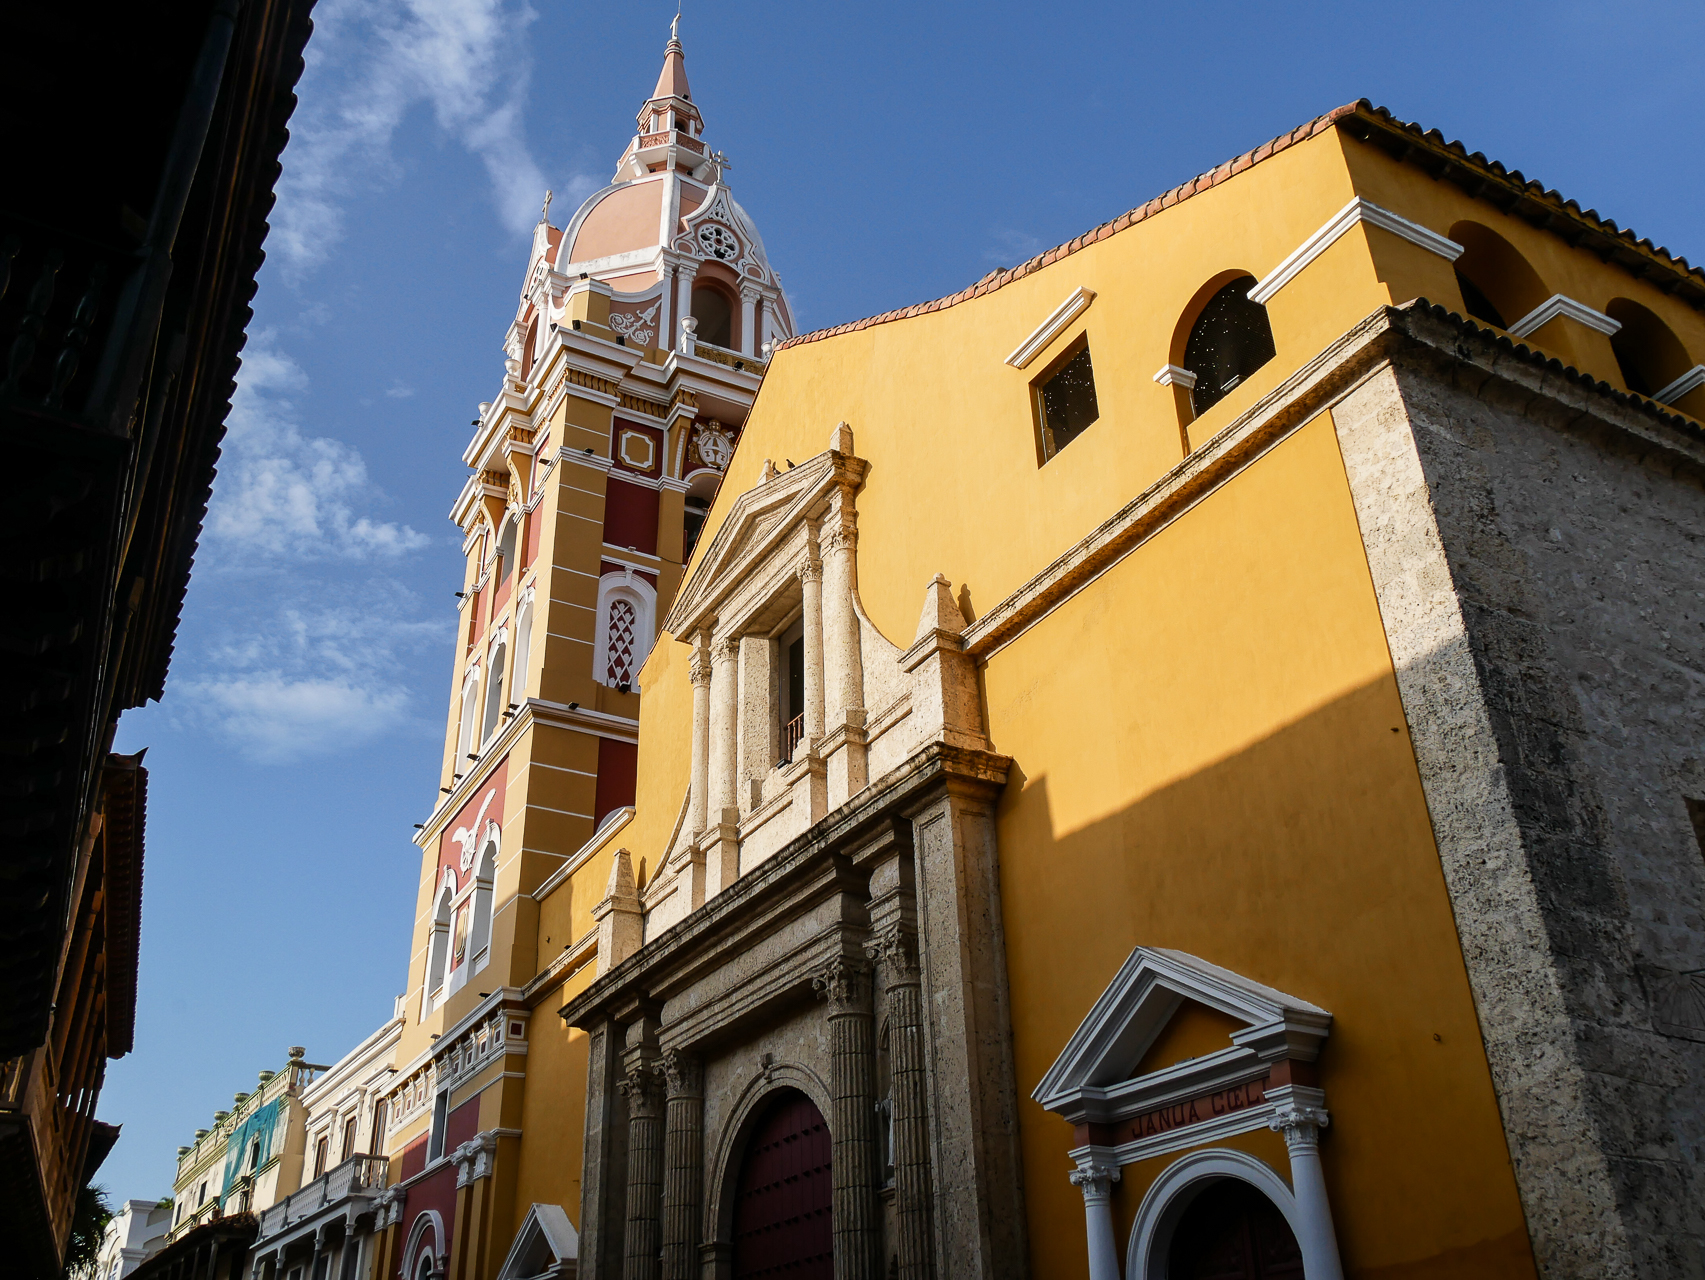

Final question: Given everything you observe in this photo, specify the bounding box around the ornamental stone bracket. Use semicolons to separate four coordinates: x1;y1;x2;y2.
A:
452;1128;516;1188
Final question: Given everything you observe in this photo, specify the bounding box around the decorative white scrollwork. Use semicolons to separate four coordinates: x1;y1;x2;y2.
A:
610;300;661;346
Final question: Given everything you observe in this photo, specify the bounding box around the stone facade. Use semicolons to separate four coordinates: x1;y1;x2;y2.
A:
1332;311;1705;1278
563;743;1024;1280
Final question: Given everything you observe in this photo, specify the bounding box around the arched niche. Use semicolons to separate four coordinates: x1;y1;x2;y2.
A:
692;281;736;350
1605;297;1694;400
1448;221;1549;333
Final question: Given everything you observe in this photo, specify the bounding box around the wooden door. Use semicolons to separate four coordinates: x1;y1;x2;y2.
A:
732;1090;833;1280
1168;1179;1305;1280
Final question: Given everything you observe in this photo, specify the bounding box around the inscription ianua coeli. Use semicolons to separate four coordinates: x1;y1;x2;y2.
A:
1120;1075;1269;1142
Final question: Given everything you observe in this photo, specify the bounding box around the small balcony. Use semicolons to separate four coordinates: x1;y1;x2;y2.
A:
254;1154;388;1246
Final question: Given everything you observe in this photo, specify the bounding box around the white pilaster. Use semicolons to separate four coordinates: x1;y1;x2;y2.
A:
1268;1092;1344;1280
1069;1156;1122;1280
688;634;711;836
739;284;762;355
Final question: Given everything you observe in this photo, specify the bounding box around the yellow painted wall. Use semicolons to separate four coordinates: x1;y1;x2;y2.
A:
990;415;1530;1277
517;110;1705;1273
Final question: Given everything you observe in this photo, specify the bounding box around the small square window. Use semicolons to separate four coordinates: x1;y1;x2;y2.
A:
1034;341;1100;463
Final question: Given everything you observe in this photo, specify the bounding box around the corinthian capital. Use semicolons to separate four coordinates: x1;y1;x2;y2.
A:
689;654;712;686
618;1061;665;1115
662;1049;703;1098
797;559;823;585
811;954;872;1012
1068;1158;1120;1204
863;925;919;985
1268;1103;1330;1150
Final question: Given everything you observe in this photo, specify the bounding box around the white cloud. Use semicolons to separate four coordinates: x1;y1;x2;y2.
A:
273;0;578;278
985;227;1044;266
210;333;429;559
176;600;450;763
385;381;416;399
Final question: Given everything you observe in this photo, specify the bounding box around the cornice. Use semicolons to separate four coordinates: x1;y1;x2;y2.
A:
961;298;1705;664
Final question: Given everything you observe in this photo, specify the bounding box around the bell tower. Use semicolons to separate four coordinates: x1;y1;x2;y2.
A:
369;22;794;1276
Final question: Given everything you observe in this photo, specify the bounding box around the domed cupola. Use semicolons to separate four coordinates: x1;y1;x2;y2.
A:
549;17;793;358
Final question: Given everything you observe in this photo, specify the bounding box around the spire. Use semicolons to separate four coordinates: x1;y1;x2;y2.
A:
652;16;691;103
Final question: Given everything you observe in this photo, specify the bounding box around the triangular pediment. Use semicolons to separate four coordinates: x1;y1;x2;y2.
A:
495;1202;577;1280
1032;948;1330;1124
663;446;865;638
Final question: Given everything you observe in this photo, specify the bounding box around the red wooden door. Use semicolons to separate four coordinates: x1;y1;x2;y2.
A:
732;1090;833;1279
1168;1180;1305;1280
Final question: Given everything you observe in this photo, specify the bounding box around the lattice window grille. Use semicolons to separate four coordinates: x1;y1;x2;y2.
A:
607;599;638;685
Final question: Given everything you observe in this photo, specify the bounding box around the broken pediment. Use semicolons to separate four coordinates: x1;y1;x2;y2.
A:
1032;948;1331;1128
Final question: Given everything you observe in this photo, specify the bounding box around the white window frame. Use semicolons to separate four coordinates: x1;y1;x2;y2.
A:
456;665;481;765
511;589;535;708
593;568;656;688
424;872;456;1014
480;626;509;746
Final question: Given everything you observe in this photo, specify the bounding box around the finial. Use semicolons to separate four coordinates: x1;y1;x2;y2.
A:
671;9;680;43
539;189;553;224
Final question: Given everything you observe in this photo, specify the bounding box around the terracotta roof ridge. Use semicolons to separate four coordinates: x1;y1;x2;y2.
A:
777;100;1703;353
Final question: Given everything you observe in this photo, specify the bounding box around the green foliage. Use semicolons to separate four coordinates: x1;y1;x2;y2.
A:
63;1182;113;1279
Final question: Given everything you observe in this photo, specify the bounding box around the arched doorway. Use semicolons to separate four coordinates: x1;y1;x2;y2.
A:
731;1089;832;1280
1167;1179;1303;1280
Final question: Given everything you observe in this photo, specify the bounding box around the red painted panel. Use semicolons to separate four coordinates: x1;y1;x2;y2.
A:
398;1134;428;1182
594;738;637;828
524;507;540;567
395;1160;458;1279
436;763;508;884
732;1091;832;1280
603;476;660;557
446;1096;480;1152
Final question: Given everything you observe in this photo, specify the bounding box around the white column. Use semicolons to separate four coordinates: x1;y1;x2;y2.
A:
688;634;711;835
739;284;762;355
1069;1158;1121;1280
675;263;698;352
820;487;864;722
799;560;825;744
1269;1098;1344;1280
708;636;739;818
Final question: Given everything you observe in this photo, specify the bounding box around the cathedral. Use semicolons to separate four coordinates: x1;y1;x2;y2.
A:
232;22;1705;1280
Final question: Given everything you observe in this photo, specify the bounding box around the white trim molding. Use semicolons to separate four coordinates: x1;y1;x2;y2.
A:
1152;364;1198;389
1125;1147;1332;1280
1248;198;1463;306
1004;286;1097;369
1654;364;1705;406
1038;948;1340;1280
1507;294;1622;340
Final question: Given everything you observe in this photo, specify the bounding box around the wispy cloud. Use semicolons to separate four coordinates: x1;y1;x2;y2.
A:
384;381;416;399
985;227;1045;266
175;596;449;763
209;333;429;559
273;0;572;278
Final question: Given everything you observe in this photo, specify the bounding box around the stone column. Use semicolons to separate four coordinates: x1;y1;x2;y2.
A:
659;1051;704;1280
620;1062;667;1280
688;635;712;836
819;462;868;803
814;955;881;1280
704;635;741;894
799;560;825;744
1068;1158;1121;1280
868;926;931;1280
578;1019;629;1280
907;775;1026;1280
1268;1097;1344;1280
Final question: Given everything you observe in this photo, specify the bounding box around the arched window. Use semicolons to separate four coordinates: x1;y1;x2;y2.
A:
425;875;455;1006
1605;298;1693;399
456;666;480;765
496;515;518;585
595;570;657;691
692;286;734;349
1449;222;1548;333
481;641;507;743
468;837;498;974
683;472;718;560
511;591;534;708
1183;277;1275;417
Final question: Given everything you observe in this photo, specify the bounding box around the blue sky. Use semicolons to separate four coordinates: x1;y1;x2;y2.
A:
99;0;1703;1200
